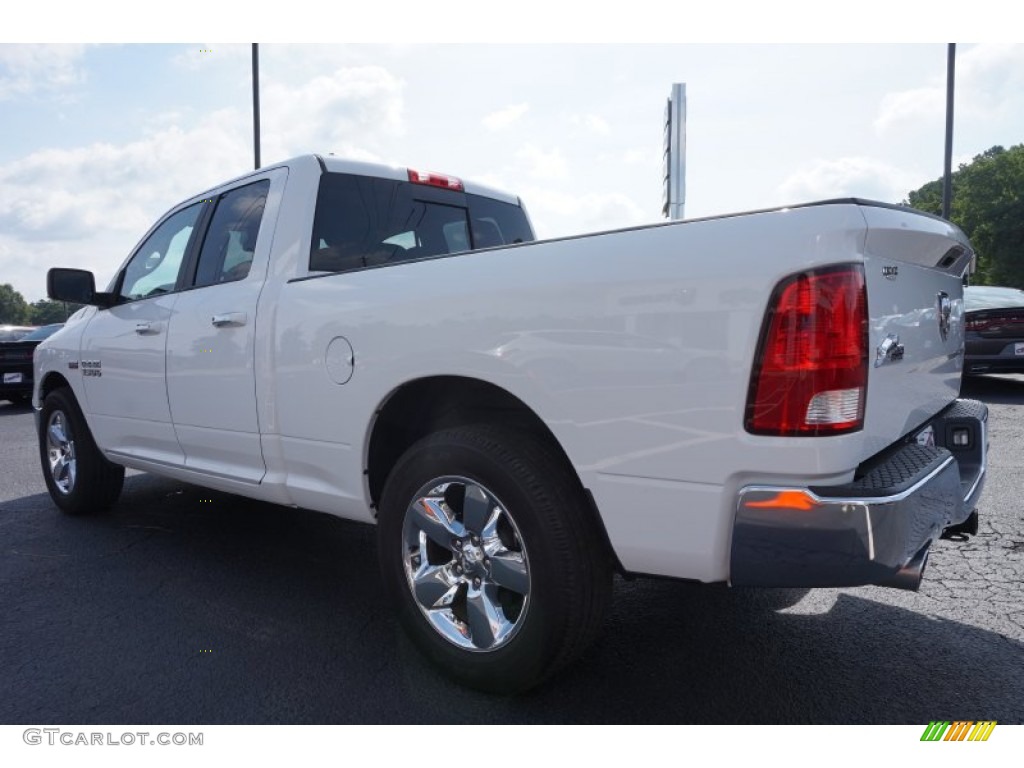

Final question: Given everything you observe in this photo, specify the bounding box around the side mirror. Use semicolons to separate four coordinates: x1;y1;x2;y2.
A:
47;268;114;308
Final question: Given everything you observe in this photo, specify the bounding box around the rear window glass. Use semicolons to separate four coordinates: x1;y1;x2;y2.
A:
467;194;534;250
309;172;533;273
964;286;1024;311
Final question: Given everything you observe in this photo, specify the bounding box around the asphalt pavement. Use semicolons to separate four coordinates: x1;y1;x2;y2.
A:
1;377;1022;724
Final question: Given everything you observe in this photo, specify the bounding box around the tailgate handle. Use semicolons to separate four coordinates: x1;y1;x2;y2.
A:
211;312;247;328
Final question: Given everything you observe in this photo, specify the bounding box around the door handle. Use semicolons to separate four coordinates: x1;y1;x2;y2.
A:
211;312;247;328
134;322;159;335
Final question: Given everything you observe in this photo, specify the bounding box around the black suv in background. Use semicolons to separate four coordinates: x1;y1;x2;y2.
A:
0;324;63;405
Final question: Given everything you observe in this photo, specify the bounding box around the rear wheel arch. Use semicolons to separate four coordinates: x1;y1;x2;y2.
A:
365;375;621;569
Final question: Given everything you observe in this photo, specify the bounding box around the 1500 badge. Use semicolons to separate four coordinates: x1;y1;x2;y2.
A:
80;360;102;377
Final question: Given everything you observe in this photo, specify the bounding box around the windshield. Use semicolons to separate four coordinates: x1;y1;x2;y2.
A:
19;324;64;342
0;326;34;342
964;286;1024;312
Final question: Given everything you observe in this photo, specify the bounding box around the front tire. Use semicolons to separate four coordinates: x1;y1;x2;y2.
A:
377;424;611;693
39;387;124;515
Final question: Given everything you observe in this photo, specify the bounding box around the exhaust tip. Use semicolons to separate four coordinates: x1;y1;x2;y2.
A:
878;545;930;592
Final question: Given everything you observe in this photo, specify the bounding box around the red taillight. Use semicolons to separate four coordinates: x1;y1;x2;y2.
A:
407;169;464;192
745;264;868;436
965;316;990;332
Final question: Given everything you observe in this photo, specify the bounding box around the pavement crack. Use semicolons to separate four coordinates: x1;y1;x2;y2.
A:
8;549;70;559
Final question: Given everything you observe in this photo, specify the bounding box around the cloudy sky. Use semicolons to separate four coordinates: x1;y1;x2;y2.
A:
2;9;1022;302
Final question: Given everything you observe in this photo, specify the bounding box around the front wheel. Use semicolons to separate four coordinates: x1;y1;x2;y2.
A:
377;424;611;693
39;387;124;515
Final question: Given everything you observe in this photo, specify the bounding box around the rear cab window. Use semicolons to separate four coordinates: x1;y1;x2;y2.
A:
309;172;534;274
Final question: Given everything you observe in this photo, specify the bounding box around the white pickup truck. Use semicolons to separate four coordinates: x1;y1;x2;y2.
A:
36;154;987;692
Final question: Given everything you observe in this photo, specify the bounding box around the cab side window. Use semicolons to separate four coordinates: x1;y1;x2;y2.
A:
119;204;202;302
192;181;270;288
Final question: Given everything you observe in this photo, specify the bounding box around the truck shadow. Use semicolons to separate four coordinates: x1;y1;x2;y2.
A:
961;372;1024;405
541;578;1024;724
0;400;33;417
1;474;1020;725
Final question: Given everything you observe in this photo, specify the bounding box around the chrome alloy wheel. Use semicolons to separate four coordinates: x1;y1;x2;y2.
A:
46;410;77;495
402;477;531;652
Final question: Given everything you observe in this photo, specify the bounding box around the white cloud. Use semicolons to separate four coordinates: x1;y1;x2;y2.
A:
171;43;249;71
0;108;250;300
261;66;405;161
777;157;920;204
956;43;1024;121
570;113;611;135
521;186;648;239
467;171;513;191
0;44;86;100
874;86;942;135
0;63;410;301
515;144;569;180
482;103;529;131
875;44;1024;135
621;148;648;166
0;108;248;238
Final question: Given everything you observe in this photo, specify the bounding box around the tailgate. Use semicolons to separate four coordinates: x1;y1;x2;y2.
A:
858;204;973;456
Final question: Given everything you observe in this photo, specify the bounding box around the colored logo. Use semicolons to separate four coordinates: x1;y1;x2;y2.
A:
921;721;996;742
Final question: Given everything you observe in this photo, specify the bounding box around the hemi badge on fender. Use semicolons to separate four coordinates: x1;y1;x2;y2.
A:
882;265;899;280
68;361;79;370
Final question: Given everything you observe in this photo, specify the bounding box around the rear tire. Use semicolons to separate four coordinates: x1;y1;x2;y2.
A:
377;424;611;693
39;387;124;515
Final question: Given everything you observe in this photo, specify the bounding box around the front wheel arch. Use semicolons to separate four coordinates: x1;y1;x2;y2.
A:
38;371;73;405
38;386;124;516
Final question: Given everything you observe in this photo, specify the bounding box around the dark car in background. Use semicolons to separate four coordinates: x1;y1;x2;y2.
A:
0;325;35;343
963;285;1024;374
0;324;64;404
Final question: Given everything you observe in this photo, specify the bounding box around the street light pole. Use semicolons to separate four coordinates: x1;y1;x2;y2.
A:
942;43;956;220
252;43;261;171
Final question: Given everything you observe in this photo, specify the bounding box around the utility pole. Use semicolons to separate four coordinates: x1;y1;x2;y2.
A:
942;43;956;220
252;43;261;170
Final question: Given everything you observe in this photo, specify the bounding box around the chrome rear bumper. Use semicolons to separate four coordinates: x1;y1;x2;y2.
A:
730;398;987;591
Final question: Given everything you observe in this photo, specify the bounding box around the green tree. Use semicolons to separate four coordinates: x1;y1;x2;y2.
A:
906;144;1024;287
29;299;81;325
0;283;30;324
